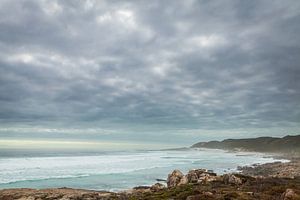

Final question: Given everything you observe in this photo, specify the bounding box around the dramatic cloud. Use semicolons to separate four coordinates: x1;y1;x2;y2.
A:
0;0;299;145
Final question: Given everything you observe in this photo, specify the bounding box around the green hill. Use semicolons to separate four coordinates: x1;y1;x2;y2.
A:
191;135;300;154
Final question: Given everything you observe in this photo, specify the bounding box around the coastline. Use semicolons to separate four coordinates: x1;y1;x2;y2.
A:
1;149;299;199
238;155;300;179
0;147;278;190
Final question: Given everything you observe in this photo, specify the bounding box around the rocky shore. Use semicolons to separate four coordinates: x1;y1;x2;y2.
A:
1;159;300;200
239;159;300;179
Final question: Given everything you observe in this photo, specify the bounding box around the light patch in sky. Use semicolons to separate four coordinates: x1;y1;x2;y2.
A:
97;9;136;28
9;53;35;64
152;62;175;77
42;1;63;15
189;35;226;48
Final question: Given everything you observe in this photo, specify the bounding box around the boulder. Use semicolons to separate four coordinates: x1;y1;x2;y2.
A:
150;183;166;191
187;169;218;184
187;170;199;183
229;174;242;185
178;175;188;186
167;169;184;188
223;174;242;185
193;169;208;177
281;189;298;200
198;174;217;183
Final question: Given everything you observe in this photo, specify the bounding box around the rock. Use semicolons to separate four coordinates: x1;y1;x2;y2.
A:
186;170;198;183
229;174;242;185
167;168;218;187
281;189;298;200
246;192;254;196
16;197;35;200
155;178;167;182
194;169;208;177
186;169;218;184
131;186;151;194
178;175;188;186
186;194;201;200
167;169;184;188
199;174;217;183
207;172;217;176
133;186;151;190
150;183;165;191
223;174;242;185
203;191;214;197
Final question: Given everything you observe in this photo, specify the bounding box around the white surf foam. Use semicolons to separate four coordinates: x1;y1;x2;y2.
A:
0;149;287;186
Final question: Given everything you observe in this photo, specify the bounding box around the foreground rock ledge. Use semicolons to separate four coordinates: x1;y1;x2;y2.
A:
1;168;300;200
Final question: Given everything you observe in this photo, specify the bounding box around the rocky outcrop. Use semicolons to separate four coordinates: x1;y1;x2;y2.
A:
166;168;258;189
186;169;218;183
239;160;300;178
167;168;218;188
167;169;184;187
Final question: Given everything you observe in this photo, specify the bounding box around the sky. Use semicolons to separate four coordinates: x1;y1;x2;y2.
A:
0;0;300;148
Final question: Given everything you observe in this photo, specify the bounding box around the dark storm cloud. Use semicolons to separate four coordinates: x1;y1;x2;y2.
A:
0;0;299;143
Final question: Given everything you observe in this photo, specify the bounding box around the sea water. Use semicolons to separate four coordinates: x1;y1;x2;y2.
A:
0;148;288;191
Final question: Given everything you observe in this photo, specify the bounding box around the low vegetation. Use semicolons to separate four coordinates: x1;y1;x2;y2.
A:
191;135;300;155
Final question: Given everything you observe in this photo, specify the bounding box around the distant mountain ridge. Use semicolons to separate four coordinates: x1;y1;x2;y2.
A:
191;135;300;154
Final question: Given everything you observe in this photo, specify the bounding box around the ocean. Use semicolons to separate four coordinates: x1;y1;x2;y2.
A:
0;148;288;191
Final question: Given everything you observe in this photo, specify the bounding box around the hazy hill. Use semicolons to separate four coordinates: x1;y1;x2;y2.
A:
191;135;300;154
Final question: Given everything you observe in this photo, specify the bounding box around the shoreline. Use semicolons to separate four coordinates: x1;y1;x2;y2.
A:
0;148;288;190
1;150;299;199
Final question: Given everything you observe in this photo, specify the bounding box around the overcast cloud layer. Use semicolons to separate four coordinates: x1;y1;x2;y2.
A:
0;0;299;145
